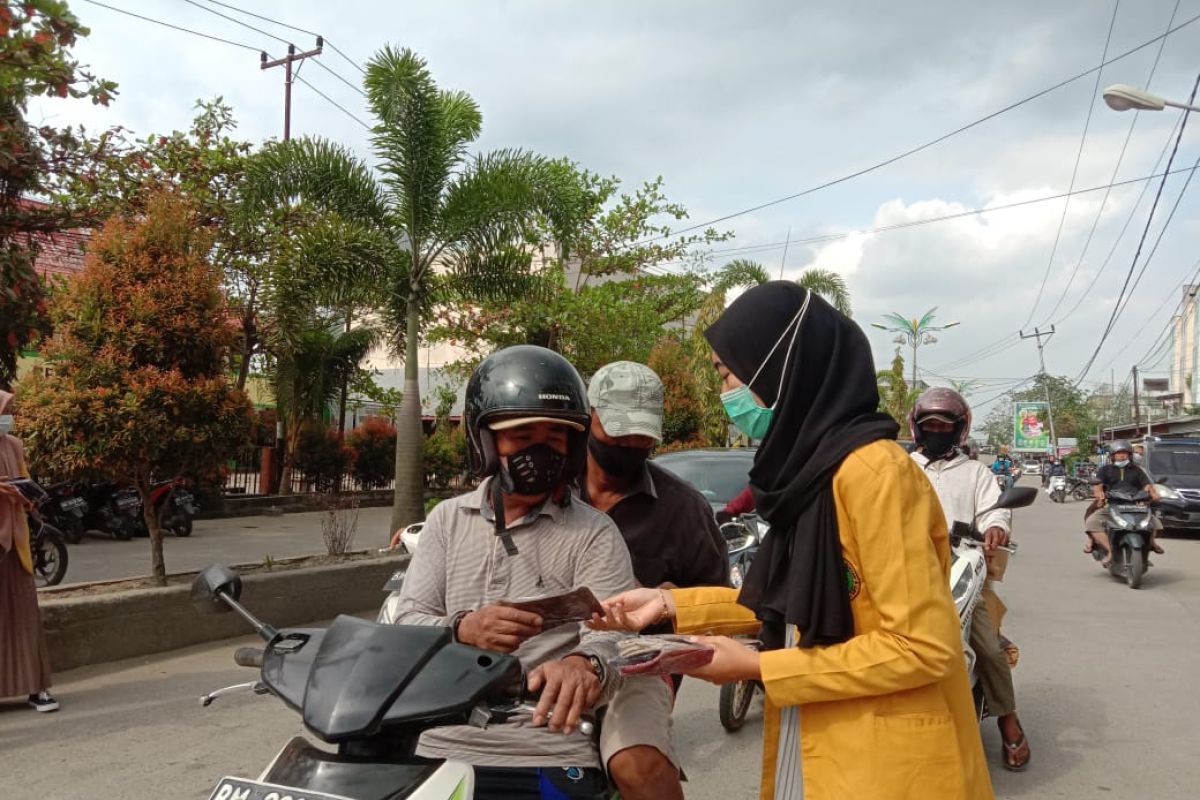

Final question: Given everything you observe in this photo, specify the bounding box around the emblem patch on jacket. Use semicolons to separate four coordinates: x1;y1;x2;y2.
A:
844;559;862;600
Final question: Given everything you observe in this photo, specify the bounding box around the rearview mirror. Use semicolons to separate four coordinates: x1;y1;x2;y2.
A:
191;563;242;614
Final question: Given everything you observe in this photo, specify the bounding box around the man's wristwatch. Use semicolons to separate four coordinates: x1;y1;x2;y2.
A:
582;654;606;684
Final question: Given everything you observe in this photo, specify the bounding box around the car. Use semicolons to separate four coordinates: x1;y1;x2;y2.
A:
653;447;756;512
1141;437;1200;529
1022;461;1041;476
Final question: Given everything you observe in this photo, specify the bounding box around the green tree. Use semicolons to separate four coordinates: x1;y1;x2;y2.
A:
877;348;913;428
1012;374;1097;444
246;47;578;530
0;0;118;388
16;194;252;584
796;268;852;316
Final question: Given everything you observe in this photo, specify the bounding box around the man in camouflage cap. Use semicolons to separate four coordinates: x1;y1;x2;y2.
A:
582;362;729;800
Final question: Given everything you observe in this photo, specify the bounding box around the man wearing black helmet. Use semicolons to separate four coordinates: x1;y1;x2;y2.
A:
389;345;636;800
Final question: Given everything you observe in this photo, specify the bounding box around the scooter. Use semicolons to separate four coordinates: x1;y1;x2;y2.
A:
195;563;595;800
146;478;197;538
79;481;140;540
1068;476;1092;502
4;478;69;587
1090;489;1184;589
1046;474;1067;504
716;514;767;732
948;486;1036;719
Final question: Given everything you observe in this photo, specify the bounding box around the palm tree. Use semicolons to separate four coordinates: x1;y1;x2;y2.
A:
796;268;852;316
246;47;578;528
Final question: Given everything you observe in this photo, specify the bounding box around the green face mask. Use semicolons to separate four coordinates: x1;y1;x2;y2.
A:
721;386;774;439
719;291;811;441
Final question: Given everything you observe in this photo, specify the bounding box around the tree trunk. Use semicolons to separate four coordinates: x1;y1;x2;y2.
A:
235;285;258;391
390;294;426;534
140;479;167;587
280;418;299;495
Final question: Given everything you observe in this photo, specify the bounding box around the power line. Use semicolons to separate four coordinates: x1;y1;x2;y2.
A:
644;163;1200;275
1075;71;1200;386
1023;0;1120;328
202;0;365;75
625;9;1200;249
81;0;259;51
80;1;369;131
1038;0;1181;325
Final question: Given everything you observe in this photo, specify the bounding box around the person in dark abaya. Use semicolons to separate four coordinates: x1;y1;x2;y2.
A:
592;282;992;799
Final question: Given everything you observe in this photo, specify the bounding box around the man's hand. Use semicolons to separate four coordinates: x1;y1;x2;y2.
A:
682;636;761;684
527;656;601;734
983;526;1010;551
456;603;543;653
388;528;404;550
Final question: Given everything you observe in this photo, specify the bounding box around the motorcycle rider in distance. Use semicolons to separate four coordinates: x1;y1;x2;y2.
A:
1084;441;1164;566
1047;458;1067;478
580;361;729;800
990;451;1014;489
909;388;1031;772
387;345;636;800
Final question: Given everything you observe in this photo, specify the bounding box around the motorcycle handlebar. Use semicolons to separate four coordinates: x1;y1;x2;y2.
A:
234;646;265;668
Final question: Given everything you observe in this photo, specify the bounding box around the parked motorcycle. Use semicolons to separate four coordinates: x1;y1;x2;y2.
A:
41;481;88;544
1090;489;1184;589
148;478;197;537
1069;476;1092;502
193;564;592;800
948;486;1035;719
5;478;69;587
78;482;141;541
717;514;767;732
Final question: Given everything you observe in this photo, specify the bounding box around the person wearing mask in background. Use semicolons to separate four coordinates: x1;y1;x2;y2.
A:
1133;443;1146;466
1085;440;1164;567
389;346;635;800
909;388;1030;772
0;390;58;713
593;283;992;799
581;361;729;800
991;452;1013;489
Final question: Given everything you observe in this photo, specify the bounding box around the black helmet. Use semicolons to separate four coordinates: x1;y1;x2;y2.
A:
464;345;590;478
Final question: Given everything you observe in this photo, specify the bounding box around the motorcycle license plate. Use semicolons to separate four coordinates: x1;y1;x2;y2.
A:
208;776;353;800
61;497;86;511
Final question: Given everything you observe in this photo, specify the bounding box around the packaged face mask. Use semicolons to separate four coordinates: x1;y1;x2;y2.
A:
610;635;716;677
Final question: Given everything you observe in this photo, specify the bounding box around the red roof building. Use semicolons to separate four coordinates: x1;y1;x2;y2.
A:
16;197;91;280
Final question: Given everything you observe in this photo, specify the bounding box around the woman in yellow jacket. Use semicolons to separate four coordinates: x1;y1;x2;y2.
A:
597;283;992;799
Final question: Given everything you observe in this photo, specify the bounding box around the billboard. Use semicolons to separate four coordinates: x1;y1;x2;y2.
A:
1013;402;1051;452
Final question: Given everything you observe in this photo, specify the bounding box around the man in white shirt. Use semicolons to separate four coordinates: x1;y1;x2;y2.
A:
909;387;1031;773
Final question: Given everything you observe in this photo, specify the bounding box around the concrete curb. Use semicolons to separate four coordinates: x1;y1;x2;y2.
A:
40;554;409;672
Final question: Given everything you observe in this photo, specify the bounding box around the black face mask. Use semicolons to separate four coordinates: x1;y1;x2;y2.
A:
920;428;960;461
499;443;568;496
588;436;651;479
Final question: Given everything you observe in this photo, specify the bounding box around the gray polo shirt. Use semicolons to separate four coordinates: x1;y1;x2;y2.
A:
391;478;636;768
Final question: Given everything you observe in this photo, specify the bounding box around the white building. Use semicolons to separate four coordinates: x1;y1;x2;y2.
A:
1169;284;1200;406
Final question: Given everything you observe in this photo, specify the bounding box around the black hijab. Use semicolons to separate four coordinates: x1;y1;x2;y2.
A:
704;282;898;648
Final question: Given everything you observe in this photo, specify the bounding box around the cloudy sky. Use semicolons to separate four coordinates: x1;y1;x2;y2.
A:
32;0;1200;416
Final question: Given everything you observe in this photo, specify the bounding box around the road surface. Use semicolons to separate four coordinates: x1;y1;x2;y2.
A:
4;479;1199;798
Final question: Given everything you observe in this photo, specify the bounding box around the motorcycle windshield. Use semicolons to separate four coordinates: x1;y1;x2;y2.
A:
261;616;523;743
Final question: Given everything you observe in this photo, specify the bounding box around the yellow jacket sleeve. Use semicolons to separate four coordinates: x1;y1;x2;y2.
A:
671;586;761;636
758;457;962;707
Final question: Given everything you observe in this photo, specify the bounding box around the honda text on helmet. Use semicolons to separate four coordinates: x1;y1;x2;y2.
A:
909;387;972;461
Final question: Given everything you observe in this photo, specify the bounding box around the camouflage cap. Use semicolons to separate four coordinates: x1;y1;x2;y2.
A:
587;361;664;442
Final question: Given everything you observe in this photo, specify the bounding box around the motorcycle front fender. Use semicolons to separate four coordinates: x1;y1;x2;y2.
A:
1120;531;1146;551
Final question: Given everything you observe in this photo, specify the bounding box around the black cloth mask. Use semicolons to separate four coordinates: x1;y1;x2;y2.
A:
704;281;899;650
920;426;962;461
588;437;651;479
499;443;567;496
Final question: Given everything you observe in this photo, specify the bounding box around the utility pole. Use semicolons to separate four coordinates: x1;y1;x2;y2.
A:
1132;364;1142;432
779;227;791;280
261;38;323;141
1020;326;1059;456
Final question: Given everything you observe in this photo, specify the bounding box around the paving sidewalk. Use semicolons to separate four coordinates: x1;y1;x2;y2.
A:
53;506;399;586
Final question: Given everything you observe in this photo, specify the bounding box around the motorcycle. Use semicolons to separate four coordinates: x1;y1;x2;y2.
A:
5;478;70;587
41;481;88;544
1046;474;1067;503
948;486;1035;719
79;481;141;541
148;478;197;538
194;563;594;800
717;514;767;732
1069;476;1092;502
393;521;425;554
1090;489;1184;589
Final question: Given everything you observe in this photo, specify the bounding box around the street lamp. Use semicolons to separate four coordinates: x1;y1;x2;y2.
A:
1102;83;1200;113
870;309;960;390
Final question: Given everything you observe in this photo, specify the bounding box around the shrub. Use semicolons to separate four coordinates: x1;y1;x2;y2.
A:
346;416;397;489
292;423;353;492
424;424;468;490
